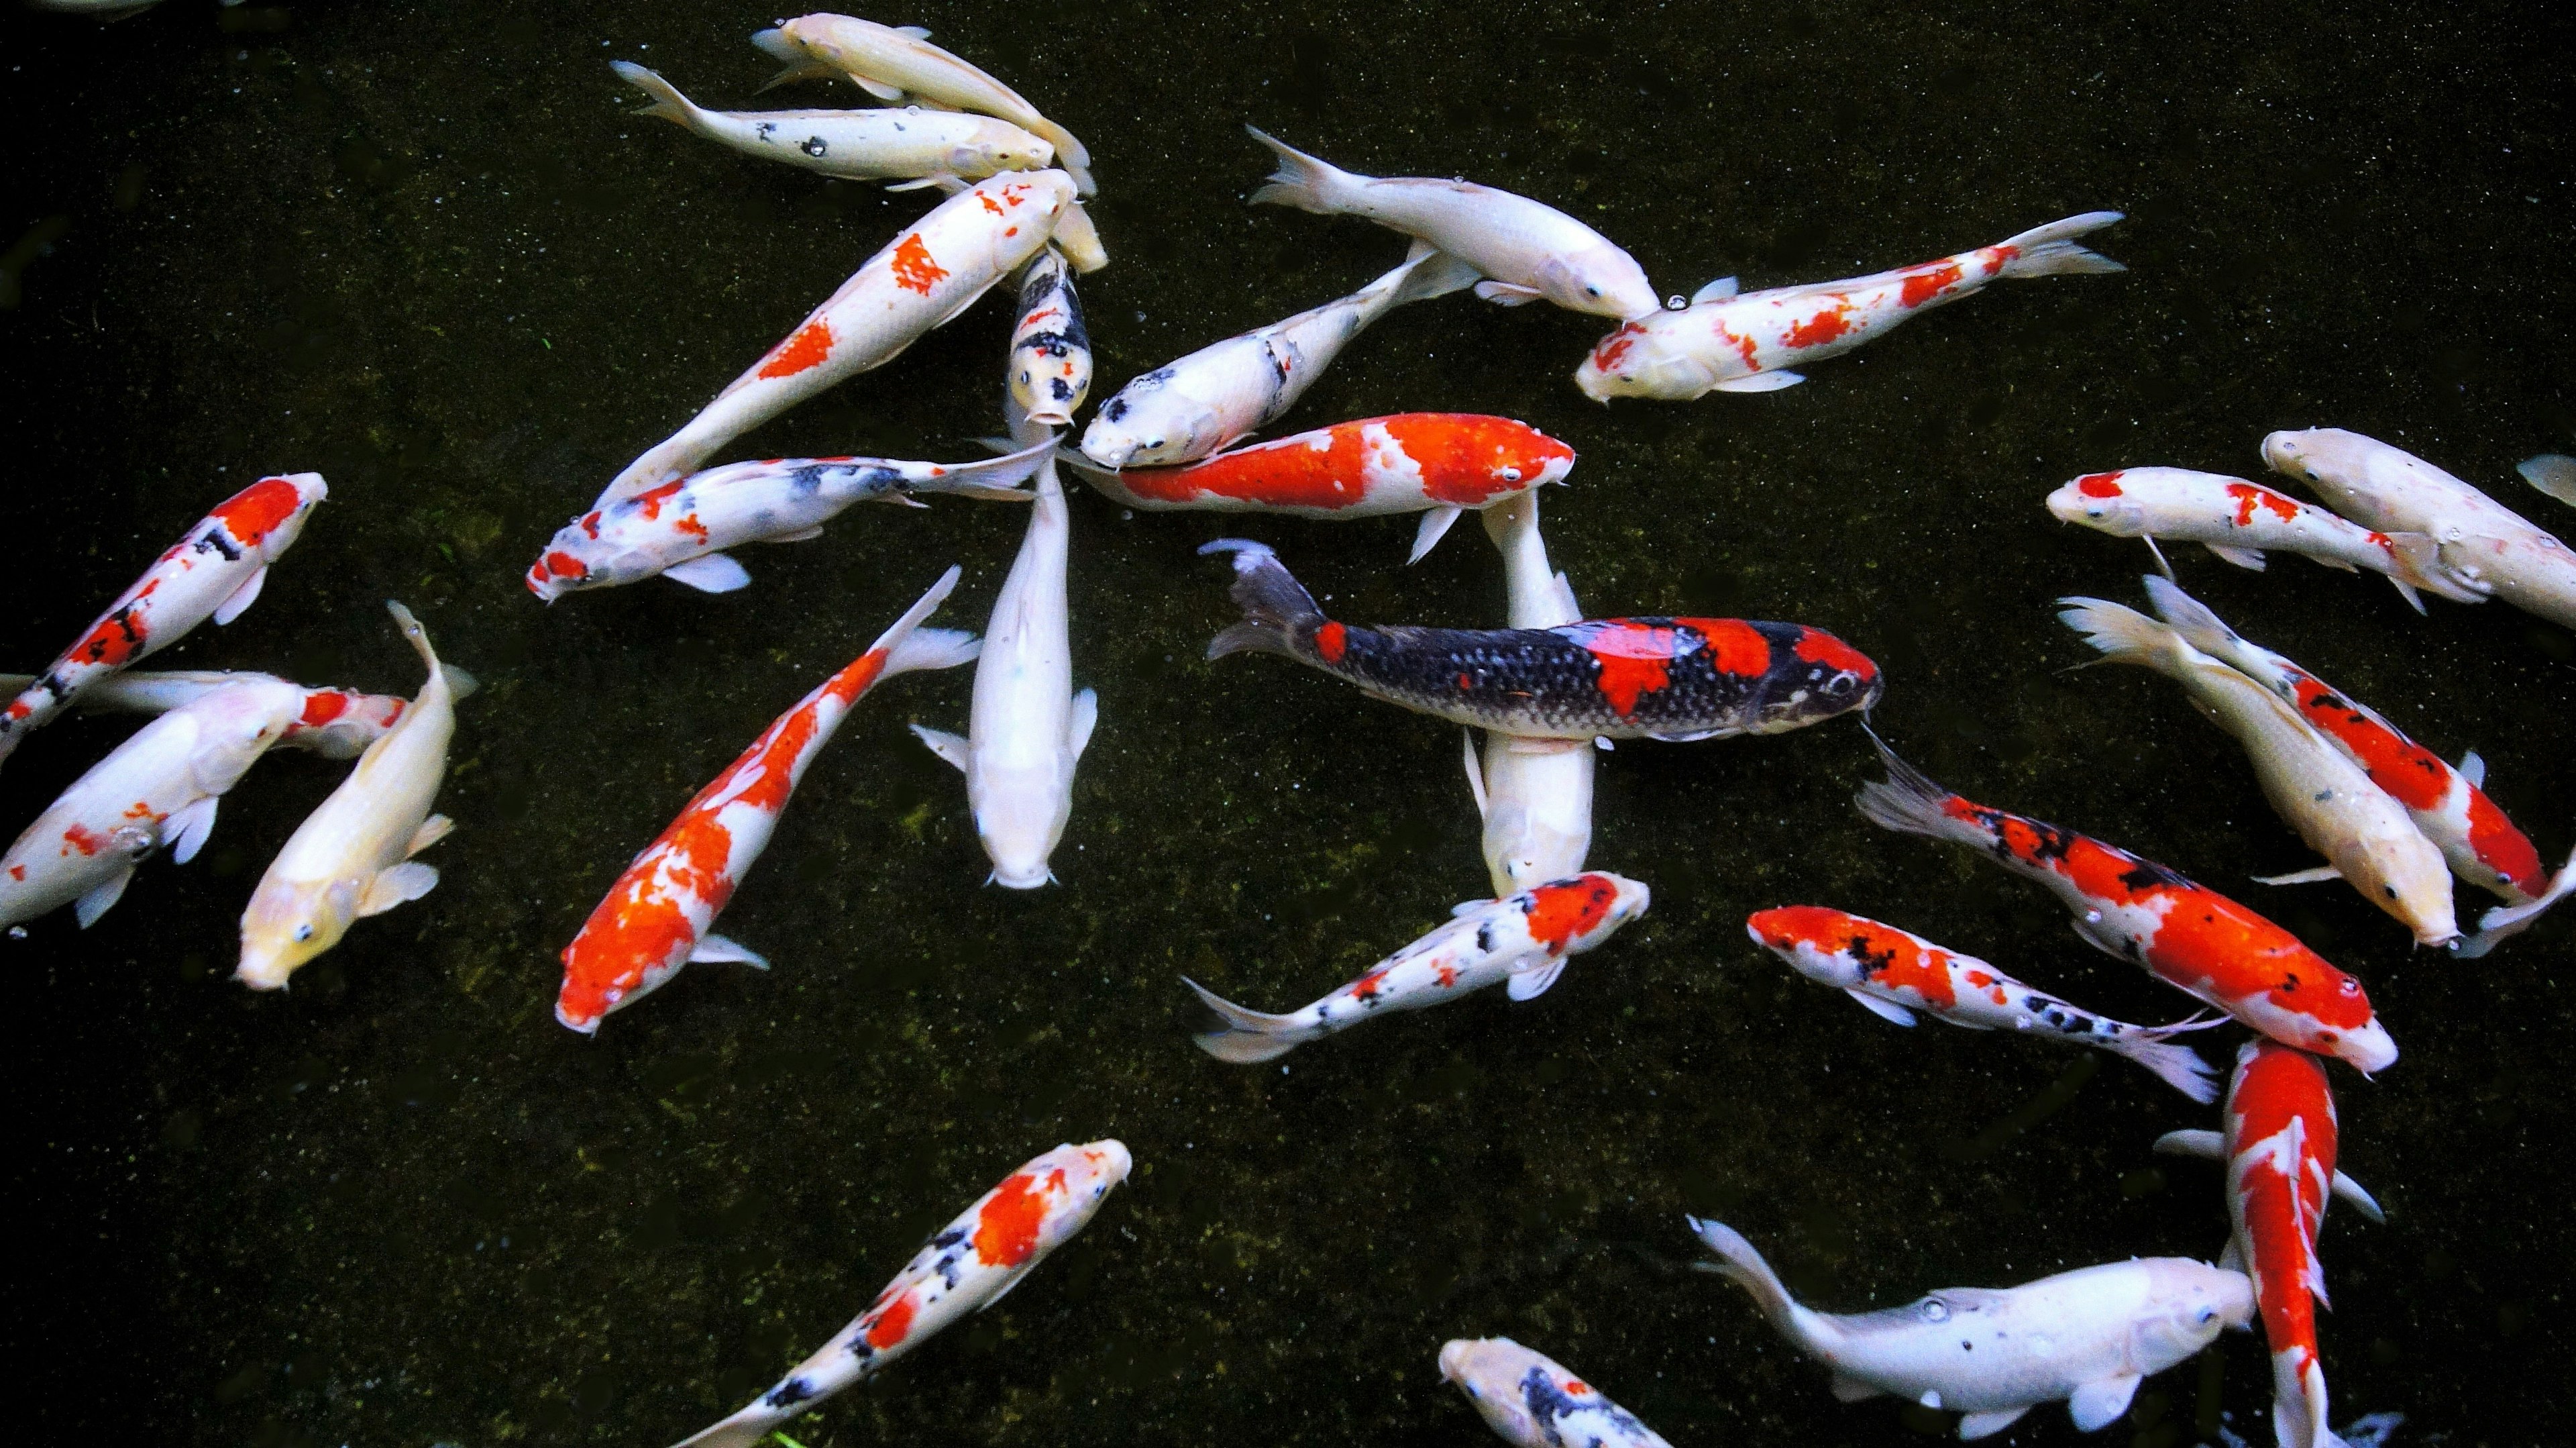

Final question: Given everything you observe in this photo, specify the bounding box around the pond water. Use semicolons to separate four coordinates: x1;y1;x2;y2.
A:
2;2;2567;1445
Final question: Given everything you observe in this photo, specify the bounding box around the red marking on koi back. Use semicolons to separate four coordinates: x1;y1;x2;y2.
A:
2465;789;2547;896
757;319;835;379
1314;621;1348;664
1784;303;1853;348
62;823;109;857
299;692;351;727
209;476;307;544
864;1291;918;1349
2286;677;2445;810
2077;472;2125;497
1523;874;1619;953
1898;262;1964;309
1573;621;1678;717
1676;618;1774;677
2226;482;2302;527
890;234;949;295
973;1173;1050;1267
6;864;23;881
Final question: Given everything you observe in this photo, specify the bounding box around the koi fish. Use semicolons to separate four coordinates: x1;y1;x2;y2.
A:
0;472;326;769
2156;1041;2387;1448
2044;468;2468;613
2264;427;2576;631
2057;593;2457;947
1;678;304;931
1083;415;1574;563
752;14;1094;194
1182;872;1650;1062
1746;906;2220;1102
1200;539;1880;740
1007;246;1091;427
1466;493;1595;896
2141;576;2575;955
1076;240;1479;469
1245;127;1657;320
1855;739;2398;1073
1688;1217;2251;1441
596;172;1092;508
556;568;978;1033
612;60;1052;188
0;669;411;760
1439;1337;1674;1448
237;602;459;989
527;439;1051;600
674;1139;1131;1448
2520;454;2576;507
1576;213;2123;403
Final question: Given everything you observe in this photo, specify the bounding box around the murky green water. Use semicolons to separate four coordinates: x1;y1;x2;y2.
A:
3;2;2569;1444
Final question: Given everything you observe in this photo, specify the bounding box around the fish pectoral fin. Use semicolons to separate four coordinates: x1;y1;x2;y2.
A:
2216;1236;2245;1274
213;564;270;625
979;1259;1039;1308
2153;1128;2226;1160
852;75;909;101
1829;1372;1884;1403
2202;541;2269;571
767;525;827;543
2068;1374;2142;1432
911;724;971;771
164;796;221;865
1472;279;1546;307
689;933;771;970
1460;731;1490;819
405;815;455;857
883;174;957;193
1713;371;1803;393
2333;1168;2387;1225
1067;688;1099;760
2457;748;2486;787
1691;274;1741;303
1406;506;1464;564
2253;864;2344;886
74;865;136;929
1648;727;1730;743
1957;1405;2033;1439
1843;988;1919;1027
356;862;440;917
663;553;753;593
1506;957;1566;1001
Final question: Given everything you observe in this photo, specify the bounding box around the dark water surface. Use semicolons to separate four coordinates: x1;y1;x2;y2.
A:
3;1;2570;1444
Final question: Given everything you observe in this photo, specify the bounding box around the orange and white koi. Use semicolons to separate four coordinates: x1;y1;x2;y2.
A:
2142;576;2575;955
612;61;1054;188
1856;738;2398;1073
1746;906;2220;1102
1440;1337;1674;1448
1576;213;2123;402
673;1139;1131;1448
2045;468;2469;613
0;472;325;769
2156;1041;2386;1448
753;14;1095;195
1690;1217;2250;1441
1076;240;1478;469
2265;427;2576;631
1007;246;1091;427
554;568;977;1032
2057;592;2457;947
1466;493;1595;896
1086;414;1575;563
1246;127;1657;320
1182;872;1650;1062
0;668;410;760
596;172;1092;509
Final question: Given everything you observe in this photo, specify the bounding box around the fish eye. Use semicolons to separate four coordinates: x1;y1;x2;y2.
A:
1585;285;1602;297
291;923;314;943
1499;467;1522;482
2381;884;2398;898
2195;1306;2220;1326
2339;978;2361;996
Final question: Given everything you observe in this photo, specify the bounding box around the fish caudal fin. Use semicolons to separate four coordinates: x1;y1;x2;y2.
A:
1996;211;2127;278
2056;593;2187;674
2457;845;2576;955
1685;1217;1833;1353
883;628;980;678
2271;1349;2332;1448
2111;1030;2222;1104
1244;125;1361;214
1181;976;1317;1064
1854;735;1986;851
861;565;973;674
609;61;700;129
1198;539;1326;662
916;438;1056;501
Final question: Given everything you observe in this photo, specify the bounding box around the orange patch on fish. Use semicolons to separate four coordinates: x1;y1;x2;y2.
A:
2226;482;2302;527
2077;472;2125;497
209;476;309;544
1784;302;1854;348
1523;874;1619;953
757;319;836;379
864;1291;918;1350
972;1172;1051;1268
1578;621;1678;717
1898;262;1964;309
1314;621;1348;664
890;234;950;296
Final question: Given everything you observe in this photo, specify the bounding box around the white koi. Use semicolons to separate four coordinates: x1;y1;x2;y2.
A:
1464;491;1595;896
0;668;414;760
1008;246;1091;427
610;61;1053;187
1245;127;1656;320
1440;1337;1674;1448
1690;1217;2251;1441
236;602;459;989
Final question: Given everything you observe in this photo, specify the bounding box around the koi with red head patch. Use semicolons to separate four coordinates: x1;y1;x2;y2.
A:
1083;415;1574;562
672;1139;1130;1448
1181;872;1649;1063
1440;1337;1674;1448
0;472;326;770
1200;540;1879;740
2156;1041;2386;1448
553;568;979;1033
1575;212;2123;403
1747;906;2221;1101
1856;737;2398;1074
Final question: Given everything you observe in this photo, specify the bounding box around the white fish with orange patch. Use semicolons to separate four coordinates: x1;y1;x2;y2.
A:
0;668;413;760
1576;213;2124;401
672;1139;1132;1448
1440;1337;1674;1448
1464;491;1595;896
612;61;1054;187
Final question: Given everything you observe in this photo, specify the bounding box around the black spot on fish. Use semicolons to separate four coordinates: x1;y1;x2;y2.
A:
764;1376;816;1408
1103;398;1127;421
1049;377;1074;401
931;1227;967;1249
1476;922;1495;953
802;136;829;157
195;527;244;562
1845;932;1897;978
2120;858;2190;892
755;121;777;139
2278;972;2299;994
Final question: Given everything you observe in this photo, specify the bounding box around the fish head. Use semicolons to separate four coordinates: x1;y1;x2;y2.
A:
1753;624;1882;729
2047;471;2148;533
1743;907;1869;988
1574;316;1711;402
250;472;331;556
1016;1139;1134;1247
2319;1010;2398;1076
1077;371;1195;468
1012;342;1093;429
2259;428;2386;513
235;875;361;989
977;769;1073;890
183;679;307;772
1438;1337;1547;1437
2138;1259;2257;1361
1495;427;1578;495
525;517;606;601
1601;873;1654;932
1538;245;1660;321
2363;834;2461;947
965;129;1056;178
1050;195;1108;274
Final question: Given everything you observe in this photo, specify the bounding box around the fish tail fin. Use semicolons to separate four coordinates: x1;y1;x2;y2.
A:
2458;845;2576;953
2113;1031;2222;1104
2140;573;2253;658
2269;1349;2332;1448
1383;238;1485;309
1998;211;2127;278
608;60;698;130
1181;976;1316;1063
1198;539;1324;661
1244;125;1359;213
2055;592;2184;672
863;565;979;675
1854;733;1988;849
1685;1217;1833;1351
915;439;1055;501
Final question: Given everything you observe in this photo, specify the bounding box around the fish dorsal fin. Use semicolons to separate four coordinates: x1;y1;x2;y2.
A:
896;24;933;39
1691;275;1740;303
1844;988;1919;1027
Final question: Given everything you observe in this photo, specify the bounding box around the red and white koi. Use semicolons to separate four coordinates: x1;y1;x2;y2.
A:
1856;739;2398;1073
555;569;977;1032
1076;240;1479;470
527;439;1051;600
673;1139;1131;1448
753;15;1095;195
0;668;410;760
1;677;305;931
1246;127;1658;320
612;61;1053;188
1465;493;1595;896
1007;246;1091;428
0;472;326;768
2045;468;2469;613
2057;593;2457;947
2156;1041;2386;1448
1690;1217;2251;1441
1086;414;1574;563
2265;427;2576;631
1576;213;2123;402
1746;906;2221;1102
2143;576;2575;955
1440;1337;1674;1448
596;172;1093;509
1182;872;1649;1062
